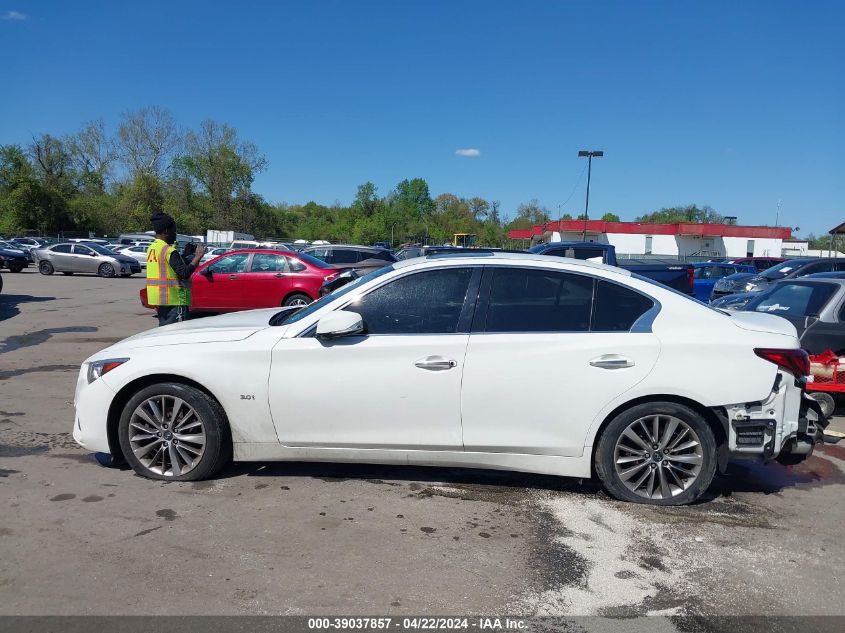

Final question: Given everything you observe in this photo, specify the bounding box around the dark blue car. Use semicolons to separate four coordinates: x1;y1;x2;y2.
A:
692;262;755;301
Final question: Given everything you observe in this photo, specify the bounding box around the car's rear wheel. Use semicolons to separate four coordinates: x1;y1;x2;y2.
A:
98;262;116;277
595;402;716;505
283;292;312;307
118;383;231;481
39;261;54;275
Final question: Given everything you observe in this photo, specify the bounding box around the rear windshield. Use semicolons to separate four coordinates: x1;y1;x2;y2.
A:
296;252;334;269
749;282;837;317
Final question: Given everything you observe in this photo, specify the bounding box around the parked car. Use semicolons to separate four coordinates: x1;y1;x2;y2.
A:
303;244;398;274
737;278;845;356
0;241;29;272
115;244;151;268
200;247;231;264
77;252;822;504
711;258;845;301
721;257;785;273
691;262;755;301
140;249;339;312
34;242;141;277
10;237;49;261
528;242;694;295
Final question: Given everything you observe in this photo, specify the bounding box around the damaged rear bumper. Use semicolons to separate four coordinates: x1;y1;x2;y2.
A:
714;370;827;467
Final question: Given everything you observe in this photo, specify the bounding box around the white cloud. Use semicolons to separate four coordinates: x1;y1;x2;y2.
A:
2;10;28;20
455;148;480;157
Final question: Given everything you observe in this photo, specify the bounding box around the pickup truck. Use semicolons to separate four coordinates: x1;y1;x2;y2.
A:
528;242;694;295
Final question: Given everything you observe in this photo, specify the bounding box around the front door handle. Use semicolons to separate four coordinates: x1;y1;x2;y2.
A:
590;354;635;369
228;274;238;280
415;356;457;371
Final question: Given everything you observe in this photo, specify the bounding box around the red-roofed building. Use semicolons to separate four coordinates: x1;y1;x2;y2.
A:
508;219;791;258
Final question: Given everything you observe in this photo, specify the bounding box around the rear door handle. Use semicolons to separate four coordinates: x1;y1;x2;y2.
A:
415;356;457;371
590;354;634;369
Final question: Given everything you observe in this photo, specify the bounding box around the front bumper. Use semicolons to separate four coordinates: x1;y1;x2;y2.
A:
72;365;117;453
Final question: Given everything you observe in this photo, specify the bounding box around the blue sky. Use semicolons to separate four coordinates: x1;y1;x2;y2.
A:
1;1;843;235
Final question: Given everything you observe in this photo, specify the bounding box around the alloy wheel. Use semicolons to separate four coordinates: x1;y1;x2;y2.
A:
128;395;207;477
613;414;704;500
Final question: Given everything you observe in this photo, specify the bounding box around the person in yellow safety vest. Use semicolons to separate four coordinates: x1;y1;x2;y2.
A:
147;211;205;326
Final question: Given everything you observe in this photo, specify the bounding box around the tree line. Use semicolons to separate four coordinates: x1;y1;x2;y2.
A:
1;106;749;246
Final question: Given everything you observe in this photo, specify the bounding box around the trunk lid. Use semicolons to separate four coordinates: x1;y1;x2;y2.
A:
728;311;798;338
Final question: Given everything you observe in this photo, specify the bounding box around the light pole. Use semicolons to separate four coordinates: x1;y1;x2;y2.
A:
578;150;603;241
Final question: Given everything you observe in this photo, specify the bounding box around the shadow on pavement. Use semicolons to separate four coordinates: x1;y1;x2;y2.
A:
0;294;56;323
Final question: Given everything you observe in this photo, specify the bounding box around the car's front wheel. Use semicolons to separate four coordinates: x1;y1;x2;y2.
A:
118;383;231;481
595;402;717;505
98;262;116;277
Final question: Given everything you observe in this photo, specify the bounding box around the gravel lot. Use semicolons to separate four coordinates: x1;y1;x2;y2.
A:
1;269;843;618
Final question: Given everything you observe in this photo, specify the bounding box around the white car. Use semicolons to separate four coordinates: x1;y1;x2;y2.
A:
115;245;151;268
73;253;821;505
200;247;231;264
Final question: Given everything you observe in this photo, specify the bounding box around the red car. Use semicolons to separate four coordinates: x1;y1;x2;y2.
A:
140;249;339;313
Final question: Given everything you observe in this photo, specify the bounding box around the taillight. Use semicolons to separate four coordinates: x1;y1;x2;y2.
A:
687;265;694;292
754;348;810;378
324;273;338;282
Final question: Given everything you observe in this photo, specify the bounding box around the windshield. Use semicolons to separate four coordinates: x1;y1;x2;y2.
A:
748;282;836;317
269;265;395;326
761;260;800;281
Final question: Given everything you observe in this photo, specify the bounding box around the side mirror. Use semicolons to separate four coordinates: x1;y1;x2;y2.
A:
315;310;364;340
200;267;213;279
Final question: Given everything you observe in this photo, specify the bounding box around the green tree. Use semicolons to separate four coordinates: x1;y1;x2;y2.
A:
601;212;621;222
176;120;267;231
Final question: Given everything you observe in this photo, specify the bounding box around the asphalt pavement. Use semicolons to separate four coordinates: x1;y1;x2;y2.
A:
1;269;843;619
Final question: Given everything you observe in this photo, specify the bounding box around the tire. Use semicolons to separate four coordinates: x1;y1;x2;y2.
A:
98;262;116;278
595;402;717;506
39;261;54;275
9;263;24;273
62;272;74;276
118;382;231;482
283;292;312;307
808;392;836;419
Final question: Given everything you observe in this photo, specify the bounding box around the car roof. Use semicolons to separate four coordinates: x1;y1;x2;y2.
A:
393;250;631;275
217;248;300;256
693;261;749;267
774;277;845;286
805;271;845;279
306;244;387;251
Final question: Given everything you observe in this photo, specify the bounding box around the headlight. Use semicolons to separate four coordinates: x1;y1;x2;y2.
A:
87;358;129;384
744;283;757;291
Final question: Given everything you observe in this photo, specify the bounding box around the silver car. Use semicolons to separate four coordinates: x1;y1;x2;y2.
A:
34;242;142;277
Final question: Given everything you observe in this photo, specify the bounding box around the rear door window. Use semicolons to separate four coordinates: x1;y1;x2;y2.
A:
52;244;72;253
249;254;287;272
484;268;593;332
331;249;361;264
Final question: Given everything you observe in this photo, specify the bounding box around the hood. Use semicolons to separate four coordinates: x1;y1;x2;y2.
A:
108;309;279;350
728;310;798;338
0;247;26;257
113;254;139;264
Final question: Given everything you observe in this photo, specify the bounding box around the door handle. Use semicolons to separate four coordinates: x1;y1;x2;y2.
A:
414;356;457;371
590;354;635;369
274;273;285;278
228;274;238;280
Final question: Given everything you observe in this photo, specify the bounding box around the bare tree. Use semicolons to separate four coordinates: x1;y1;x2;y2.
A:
68;119;115;189
29;134;72;186
116;106;181;178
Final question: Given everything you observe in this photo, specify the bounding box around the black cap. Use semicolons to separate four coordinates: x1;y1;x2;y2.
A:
151;211;175;233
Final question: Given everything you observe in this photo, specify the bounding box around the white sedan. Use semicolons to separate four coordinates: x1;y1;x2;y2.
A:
73;252;821;505
115;245;151;268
